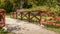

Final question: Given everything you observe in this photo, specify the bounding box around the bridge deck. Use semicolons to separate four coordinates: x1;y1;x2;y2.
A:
5;18;56;34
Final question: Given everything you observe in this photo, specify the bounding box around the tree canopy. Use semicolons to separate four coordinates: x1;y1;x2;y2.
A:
0;0;59;13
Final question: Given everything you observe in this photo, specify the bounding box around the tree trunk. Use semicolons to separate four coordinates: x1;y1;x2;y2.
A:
20;0;24;9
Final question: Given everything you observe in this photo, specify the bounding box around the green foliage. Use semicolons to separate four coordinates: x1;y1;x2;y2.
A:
0;28;8;34
45;23;60;34
4;0;13;13
0;0;59;13
0;0;13;13
23;0;32;8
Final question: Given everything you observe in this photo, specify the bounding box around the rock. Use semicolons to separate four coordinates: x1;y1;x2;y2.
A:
3;27;7;32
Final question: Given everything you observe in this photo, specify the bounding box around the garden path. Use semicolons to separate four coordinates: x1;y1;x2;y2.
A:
5;18;57;34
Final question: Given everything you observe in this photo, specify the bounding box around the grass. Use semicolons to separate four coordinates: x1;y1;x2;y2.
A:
44;25;60;34
6;13;10;18
0;28;9;34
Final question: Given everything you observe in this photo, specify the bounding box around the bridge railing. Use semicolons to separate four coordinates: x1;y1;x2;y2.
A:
10;10;60;27
10;10;41;24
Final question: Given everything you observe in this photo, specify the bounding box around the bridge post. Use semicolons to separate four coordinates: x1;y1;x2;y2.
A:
20;12;23;20
28;12;31;22
40;11;43;25
16;12;17;19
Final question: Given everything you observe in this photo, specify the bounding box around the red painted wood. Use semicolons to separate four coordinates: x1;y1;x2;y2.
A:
10;10;60;27
39;10;60;26
0;10;6;27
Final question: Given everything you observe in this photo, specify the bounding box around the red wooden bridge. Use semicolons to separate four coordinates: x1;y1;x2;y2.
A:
10;10;60;27
0;10;6;27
